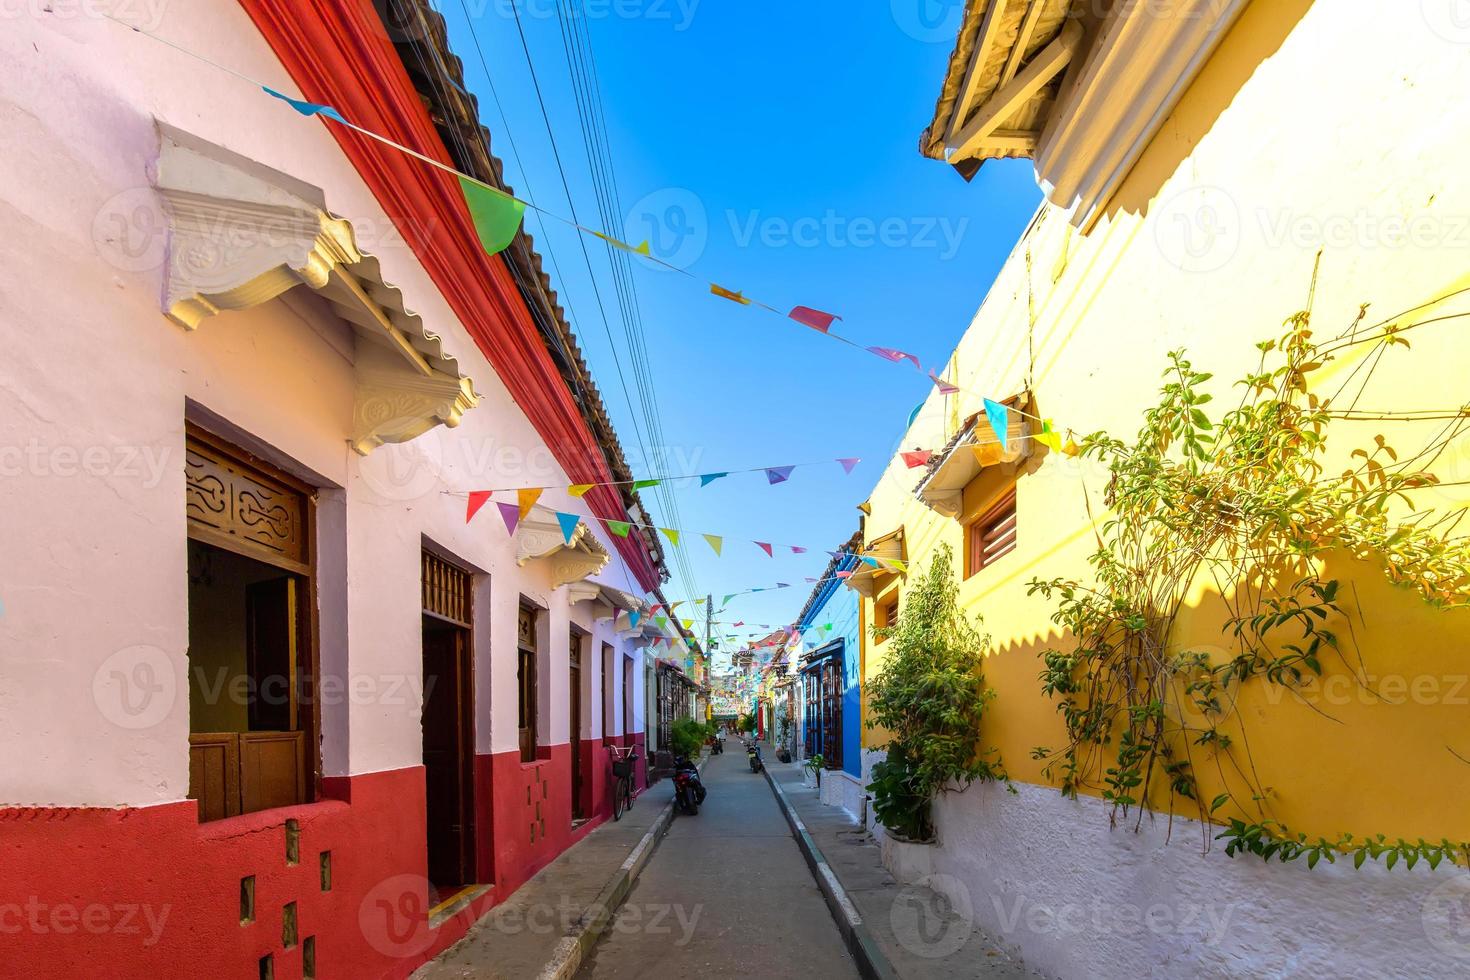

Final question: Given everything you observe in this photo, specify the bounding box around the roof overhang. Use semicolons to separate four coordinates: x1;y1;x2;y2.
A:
921;0;1249;230
155;126;478;456
515;510;612;587
845;527;907;599
916;398;1033;518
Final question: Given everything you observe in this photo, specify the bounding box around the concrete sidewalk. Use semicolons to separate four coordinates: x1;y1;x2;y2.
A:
414;784;674;980
765;761;1043;979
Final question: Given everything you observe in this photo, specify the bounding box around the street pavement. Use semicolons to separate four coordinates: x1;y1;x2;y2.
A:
577;741;860;979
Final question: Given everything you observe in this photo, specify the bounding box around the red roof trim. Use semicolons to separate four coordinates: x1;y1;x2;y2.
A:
237;0;660;591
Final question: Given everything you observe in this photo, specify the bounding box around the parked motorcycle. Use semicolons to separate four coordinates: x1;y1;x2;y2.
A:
746;739;763;773
672;756;706;815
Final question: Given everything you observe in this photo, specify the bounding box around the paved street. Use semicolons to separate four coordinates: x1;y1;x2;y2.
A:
577;745;859;979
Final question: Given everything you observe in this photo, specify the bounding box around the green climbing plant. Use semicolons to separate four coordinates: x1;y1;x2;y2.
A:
1028;299;1470;866
866;543;1009;842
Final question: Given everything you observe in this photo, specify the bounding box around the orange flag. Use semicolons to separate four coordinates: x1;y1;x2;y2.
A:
710;284;751;305
517;488;542;519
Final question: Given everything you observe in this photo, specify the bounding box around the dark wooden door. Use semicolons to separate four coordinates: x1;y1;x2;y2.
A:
422;623;474;887
246;577;296;732
569;634;584;820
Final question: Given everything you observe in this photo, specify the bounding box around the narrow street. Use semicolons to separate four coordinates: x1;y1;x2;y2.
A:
577;747;859;979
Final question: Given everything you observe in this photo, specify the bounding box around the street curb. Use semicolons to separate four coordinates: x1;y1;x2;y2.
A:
762;766;901;980
534;752;707;980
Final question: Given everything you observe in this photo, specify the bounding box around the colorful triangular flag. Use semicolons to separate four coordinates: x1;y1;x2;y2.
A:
496;501;521;535
901;449;934;469
633;479;661;490
710;284;751;305
517;487;542;520
765;466;795;484
867;347;921;370
608;520;632;538
930;372;960;396
1037;419;1063;453
700;472;729;488
789;306;839;333
837;457;861;474
263;86;346;124
467;490;492;524
704;534;724;556
983;398;1010;450
556;511;581;544
630;611;642;628
459;176;526;258
661;527;681;547
569;484;595;497
755;542;774;557
791;546;807;555
591;230;652;256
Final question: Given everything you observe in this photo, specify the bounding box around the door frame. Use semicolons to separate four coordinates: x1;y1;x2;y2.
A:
421;549;477;887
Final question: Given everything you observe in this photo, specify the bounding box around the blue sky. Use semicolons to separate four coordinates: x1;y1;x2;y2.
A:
438;0;1040;664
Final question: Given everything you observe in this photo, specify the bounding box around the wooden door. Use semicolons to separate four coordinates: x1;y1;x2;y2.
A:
422;624;474;887
246;578;296;732
568;633;584;820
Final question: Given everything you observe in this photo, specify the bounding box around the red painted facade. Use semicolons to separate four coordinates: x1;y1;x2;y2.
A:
2;738;649;979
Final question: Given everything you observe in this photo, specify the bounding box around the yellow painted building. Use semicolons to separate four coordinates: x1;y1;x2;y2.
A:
854;2;1470;974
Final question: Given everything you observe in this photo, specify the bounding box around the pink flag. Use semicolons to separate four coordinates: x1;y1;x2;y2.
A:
929;372;960;395
496;501;521;534
902;450;934;469
836;457;861;474
789;306;839;333
837;570;855;579
791;546;807;555
867;347;921;370
755;542;774;557
467;490;492;523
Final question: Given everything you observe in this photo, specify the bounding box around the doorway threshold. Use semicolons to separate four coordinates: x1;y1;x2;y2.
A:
429;883;492;928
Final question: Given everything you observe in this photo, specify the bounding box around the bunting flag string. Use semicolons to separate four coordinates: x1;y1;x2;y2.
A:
86;11;1089;423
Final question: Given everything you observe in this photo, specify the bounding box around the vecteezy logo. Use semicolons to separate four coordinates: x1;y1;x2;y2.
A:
355;430;445;504
891;0;966;43
1424;875;1470;960
890;873;975;959
92;187;168;274
92;645;176;729
1153;185;1242;274
624;188;707;271
1422;0;1470;44
359;874;436;959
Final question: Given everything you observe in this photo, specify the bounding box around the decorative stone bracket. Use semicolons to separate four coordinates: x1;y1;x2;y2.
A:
153;125;477;455
516;516;611;588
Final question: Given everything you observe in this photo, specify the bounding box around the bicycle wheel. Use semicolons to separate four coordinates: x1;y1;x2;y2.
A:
613;776;629;821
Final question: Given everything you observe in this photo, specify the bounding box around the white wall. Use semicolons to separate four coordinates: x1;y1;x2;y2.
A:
0;3;652;807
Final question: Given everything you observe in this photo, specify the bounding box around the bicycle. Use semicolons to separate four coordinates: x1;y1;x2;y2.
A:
609;744;639;821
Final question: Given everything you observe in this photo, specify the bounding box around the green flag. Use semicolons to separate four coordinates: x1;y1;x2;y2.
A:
608;520;631;538
459;176;525;257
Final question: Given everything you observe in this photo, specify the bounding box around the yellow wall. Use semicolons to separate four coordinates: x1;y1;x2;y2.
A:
860;0;1470;845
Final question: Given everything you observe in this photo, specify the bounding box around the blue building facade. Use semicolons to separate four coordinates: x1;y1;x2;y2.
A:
795;532;864;781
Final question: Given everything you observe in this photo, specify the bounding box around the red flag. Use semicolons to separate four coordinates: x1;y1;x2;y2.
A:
868;346;921;370
789;306;839;333
755;542;774;557
902;450;934;469
467;491;492;523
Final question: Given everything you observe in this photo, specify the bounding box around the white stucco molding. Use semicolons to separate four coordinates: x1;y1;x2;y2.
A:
1034;0;1250;230
515;515;612;588
152;125;477;455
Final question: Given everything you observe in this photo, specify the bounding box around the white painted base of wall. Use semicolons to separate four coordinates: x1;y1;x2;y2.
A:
875;779;1470;978
819;769;867;826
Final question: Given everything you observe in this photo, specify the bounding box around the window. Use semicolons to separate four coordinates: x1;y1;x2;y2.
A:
517;604;539;762
967;487;1018;577
185;424;316;822
875;592;899;636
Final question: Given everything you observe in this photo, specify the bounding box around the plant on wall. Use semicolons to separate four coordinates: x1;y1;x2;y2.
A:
1029;298;1470;868
866;543;1008;842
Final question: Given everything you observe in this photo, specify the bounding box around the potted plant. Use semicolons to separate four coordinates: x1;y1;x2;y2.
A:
802;753;824;788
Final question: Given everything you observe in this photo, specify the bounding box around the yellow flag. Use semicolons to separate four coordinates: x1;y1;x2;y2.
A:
518;487;543;519
971;443;1005;468
703;534;724;556
710;284;751;305
661;527;681;547
568;484;594;497
1063;439;1081;457
591;230;651;256
1037;419;1064;453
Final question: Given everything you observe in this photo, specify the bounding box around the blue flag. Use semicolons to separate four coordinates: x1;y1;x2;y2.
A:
984;398;1010;450
263;86;346;124
556;511;581;544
